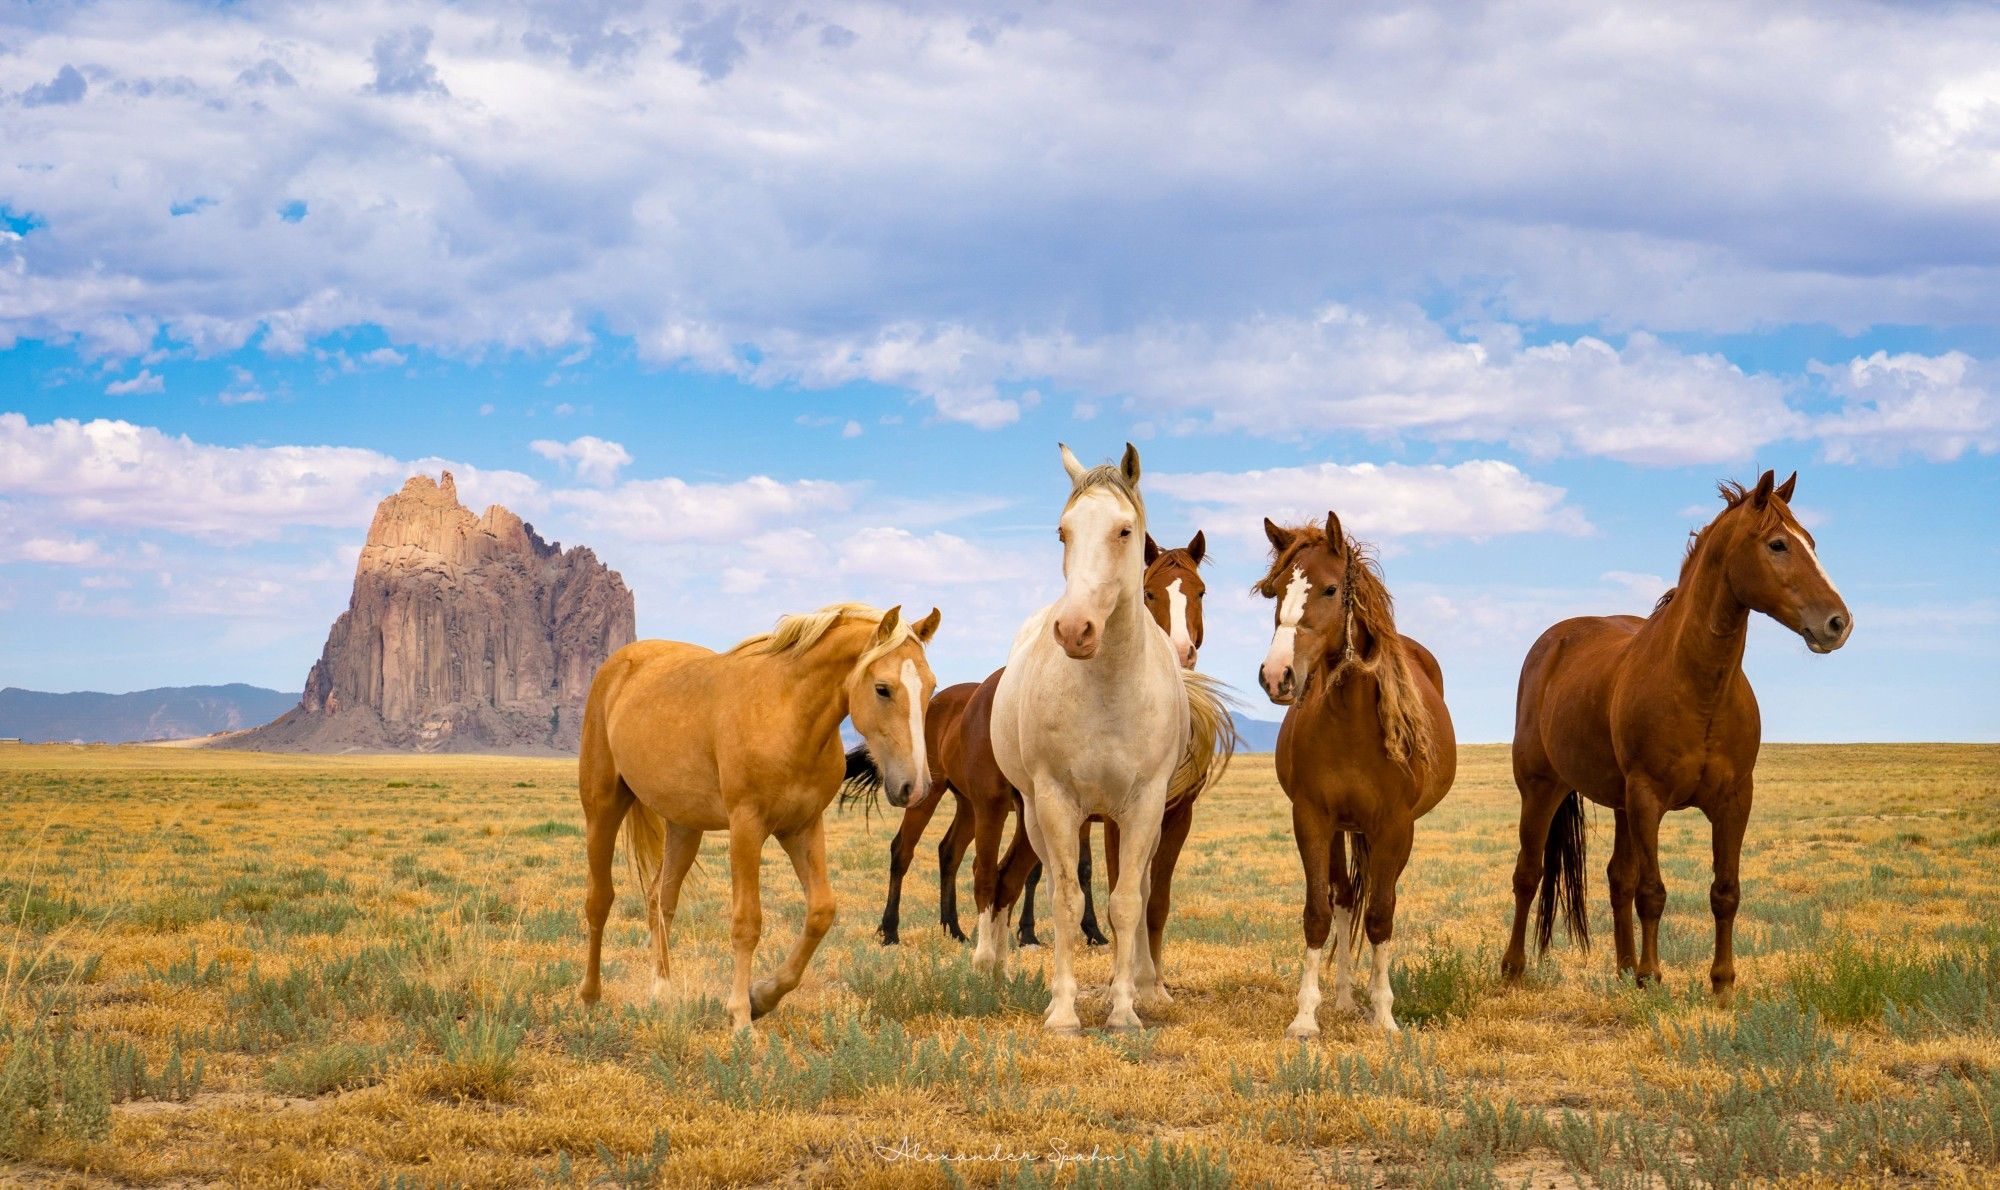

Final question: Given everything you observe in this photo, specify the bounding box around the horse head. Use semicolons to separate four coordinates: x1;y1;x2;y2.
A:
1144;529;1207;669
845;605;943;807
1051;442;1146;661
1715;471;1852;654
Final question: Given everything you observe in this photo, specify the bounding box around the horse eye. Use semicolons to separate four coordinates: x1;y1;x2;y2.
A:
1768;539;1788;553
1144;591;1156;601
1323;585;1339;597
874;683;891;698
1119;528;1132;538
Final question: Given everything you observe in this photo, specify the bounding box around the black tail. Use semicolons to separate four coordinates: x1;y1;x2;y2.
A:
1535;791;1590;954
839;745;882;814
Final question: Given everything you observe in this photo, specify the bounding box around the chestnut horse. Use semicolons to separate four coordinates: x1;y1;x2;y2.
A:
870;531;1209;949
578;603;940;1030
1502;471;1851;998
1256;514;1456;1038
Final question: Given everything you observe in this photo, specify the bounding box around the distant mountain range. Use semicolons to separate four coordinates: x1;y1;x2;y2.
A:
1231;713;1281;752
0;685;298;744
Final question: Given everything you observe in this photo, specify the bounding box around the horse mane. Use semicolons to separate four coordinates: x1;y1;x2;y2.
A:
1065;463;1146;525
1147;545;1204;576
1652;480;1762;617
730;602;917;670
1252;522;1433;769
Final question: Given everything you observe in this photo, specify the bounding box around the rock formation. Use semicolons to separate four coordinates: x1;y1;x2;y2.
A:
224;472;634;753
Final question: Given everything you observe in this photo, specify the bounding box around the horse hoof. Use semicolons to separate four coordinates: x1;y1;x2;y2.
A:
946;924;967;943
578;982;602;1006
1137;990;1172;1014
749;980;782;1019
649;975;669;1003
1104;1009;1143;1031
878;928;900;946
1046;1022;1083;1038
1284;1023;1320;1043
1374;1016;1401;1034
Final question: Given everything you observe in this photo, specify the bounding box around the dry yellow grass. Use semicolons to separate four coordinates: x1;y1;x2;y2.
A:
2;741;1998;1187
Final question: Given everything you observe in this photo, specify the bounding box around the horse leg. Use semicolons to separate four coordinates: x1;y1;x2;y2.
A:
578;769;634;1006
1360;819;1416;1033
1705;783;1750;1004
1500;773;1568;982
1082;821;1111;947
1329;832;1358;1015
751;817;837;1019
648;822;703;1000
939;793;974;942
1286;800;1335;1041
1609;808;1639;979
725;810;770;1030
1105;801;1162;1031
1014;848;1042;947
1625;779;1670;987
969;793;1011;975
878;787;940;946
1026;789;1086;1034
1138;800;1193;1008
1079;821;1110;947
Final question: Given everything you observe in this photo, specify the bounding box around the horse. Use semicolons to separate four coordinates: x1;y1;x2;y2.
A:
1502;471;1851;998
869;531;1210;951
990;443;1234;1033
1255;513;1456;1038
577;602;941;1030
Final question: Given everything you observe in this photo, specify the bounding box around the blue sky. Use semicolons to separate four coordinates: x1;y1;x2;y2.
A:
1;1;1996;741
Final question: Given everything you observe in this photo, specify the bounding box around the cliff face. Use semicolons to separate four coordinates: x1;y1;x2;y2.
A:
226;473;635;754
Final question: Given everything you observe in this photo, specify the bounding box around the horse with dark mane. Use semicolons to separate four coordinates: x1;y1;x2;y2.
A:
1502;471;1851;998
1255;513;1456;1037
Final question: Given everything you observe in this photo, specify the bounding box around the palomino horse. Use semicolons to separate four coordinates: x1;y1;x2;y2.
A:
990;444;1233;1033
1256;514;1456;1038
871;531;1209;949
1503;472;1851;997
578;603;940;1030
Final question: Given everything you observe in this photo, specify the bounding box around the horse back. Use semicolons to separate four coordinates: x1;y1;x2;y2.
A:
943;668;1011;801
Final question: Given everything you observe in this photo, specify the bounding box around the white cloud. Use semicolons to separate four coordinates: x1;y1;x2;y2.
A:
104;369;163;395
0;412;534;541
360;347;407;367
529;434;633;485
2;2;1995;450
1151;459;1592;543
1811;350;2000;463
2;535;105;565
835;527;1027;584
553;475;853;543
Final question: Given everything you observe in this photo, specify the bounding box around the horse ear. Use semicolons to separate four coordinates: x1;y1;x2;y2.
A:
1774;471;1797;503
1058;443;1085;484
1120;442;1141;485
912;607;942;643
1751;469;1777;508
1325;510;1345;554
1144;533;1161;565
1263;517;1294;552
1187;530;1205;565
871;605;903;645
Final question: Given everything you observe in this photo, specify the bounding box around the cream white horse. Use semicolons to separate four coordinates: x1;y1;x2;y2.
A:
990;442;1229;1033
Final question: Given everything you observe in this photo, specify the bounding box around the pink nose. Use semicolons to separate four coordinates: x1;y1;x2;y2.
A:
1179;643;1198;669
1053;616;1100;659
1260;660;1294;702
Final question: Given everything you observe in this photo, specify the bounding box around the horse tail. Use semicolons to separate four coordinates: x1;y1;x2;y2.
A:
839;745;884;813
1170;671;1239;805
1344;832;1372;947
1535;791;1590;954
624;797;667;906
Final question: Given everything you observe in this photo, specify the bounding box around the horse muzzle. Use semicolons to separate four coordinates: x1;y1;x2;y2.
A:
1052;615;1101;660
1259;661;1295;705
1802;609;1852;654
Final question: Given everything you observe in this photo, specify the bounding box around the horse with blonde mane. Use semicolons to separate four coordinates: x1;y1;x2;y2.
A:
577;602;940;1030
989;444;1234;1033
1503;471;1851;998
1255;513;1456;1038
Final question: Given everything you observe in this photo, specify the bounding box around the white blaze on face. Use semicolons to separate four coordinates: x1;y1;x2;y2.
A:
1165;577;1193;663
1262;567;1310;684
1786;525;1842;601
900;659;926;792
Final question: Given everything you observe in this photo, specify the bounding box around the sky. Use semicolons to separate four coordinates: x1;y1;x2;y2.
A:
1;0;1996;741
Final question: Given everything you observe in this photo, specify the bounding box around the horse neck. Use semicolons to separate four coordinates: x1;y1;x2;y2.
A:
1647;524;1750;701
762;620;873;744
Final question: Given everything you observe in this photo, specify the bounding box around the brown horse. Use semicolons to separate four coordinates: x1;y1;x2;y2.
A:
578;603;940;1030
1255;514;1455;1038
1502;471;1851;997
866;532;1210;954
